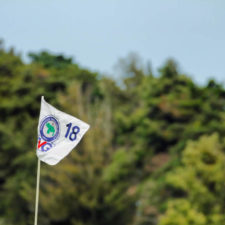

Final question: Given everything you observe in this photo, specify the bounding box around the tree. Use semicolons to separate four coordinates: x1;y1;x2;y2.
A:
159;134;225;225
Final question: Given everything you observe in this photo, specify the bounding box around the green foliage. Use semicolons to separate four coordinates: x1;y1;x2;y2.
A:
159;134;225;225
0;46;225;225
159;199;207;225
29;51;72;69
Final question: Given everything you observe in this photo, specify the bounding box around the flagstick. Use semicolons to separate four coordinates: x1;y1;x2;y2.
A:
34;159;41;225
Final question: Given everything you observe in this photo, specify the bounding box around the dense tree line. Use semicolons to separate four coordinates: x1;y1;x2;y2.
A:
0;44;225;225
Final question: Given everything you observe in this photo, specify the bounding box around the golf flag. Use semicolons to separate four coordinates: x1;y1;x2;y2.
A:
36;96;90;165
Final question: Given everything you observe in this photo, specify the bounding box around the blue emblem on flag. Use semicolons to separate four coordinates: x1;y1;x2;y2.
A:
40;116;60;142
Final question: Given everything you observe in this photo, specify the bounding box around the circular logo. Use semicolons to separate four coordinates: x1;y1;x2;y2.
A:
40;116;60;142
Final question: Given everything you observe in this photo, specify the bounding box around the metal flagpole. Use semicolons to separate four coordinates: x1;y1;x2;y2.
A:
34;158;41;225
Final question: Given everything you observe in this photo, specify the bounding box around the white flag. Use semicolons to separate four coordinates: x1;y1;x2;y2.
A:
36;96;90;165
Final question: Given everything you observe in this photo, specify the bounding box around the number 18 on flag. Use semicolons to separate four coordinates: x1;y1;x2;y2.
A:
37;96;90;165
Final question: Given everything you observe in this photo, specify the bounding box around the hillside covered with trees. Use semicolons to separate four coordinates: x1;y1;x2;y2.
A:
0;43;225;225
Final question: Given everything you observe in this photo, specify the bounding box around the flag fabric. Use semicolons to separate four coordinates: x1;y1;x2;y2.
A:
37;96;90;165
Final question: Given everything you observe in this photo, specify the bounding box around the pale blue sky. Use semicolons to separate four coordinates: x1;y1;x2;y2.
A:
0;0;225;84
